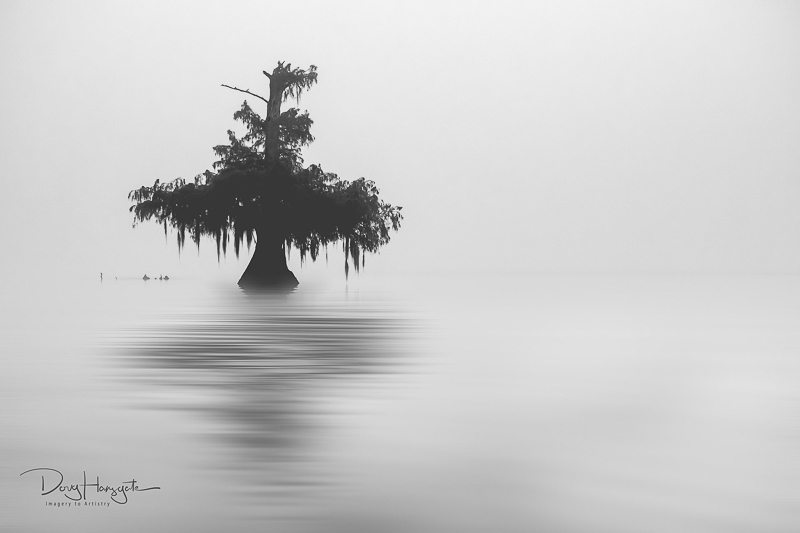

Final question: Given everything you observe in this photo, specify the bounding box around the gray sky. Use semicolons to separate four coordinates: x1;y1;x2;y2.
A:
2;0;800;280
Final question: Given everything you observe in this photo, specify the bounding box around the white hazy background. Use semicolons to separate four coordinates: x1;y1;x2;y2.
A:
3;4;800;532
1;0;800;281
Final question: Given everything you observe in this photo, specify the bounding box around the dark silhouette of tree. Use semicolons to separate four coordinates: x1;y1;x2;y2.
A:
129;62;402;287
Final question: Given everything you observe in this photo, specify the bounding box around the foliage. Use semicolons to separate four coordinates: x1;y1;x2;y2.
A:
267;62;318;103
129;62;402;276
211;102;314;173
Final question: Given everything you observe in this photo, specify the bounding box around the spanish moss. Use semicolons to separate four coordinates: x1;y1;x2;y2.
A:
129;61;402;287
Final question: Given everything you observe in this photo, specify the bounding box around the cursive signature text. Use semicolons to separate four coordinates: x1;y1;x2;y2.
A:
20;468;160;504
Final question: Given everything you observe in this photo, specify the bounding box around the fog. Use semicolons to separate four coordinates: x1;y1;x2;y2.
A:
3;4;800;531
2;0;799;281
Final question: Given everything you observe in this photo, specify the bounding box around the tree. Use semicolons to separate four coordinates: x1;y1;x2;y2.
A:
128;62;402;287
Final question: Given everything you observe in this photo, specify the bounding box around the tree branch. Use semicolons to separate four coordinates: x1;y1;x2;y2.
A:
262;70;272;79
221;84;269;104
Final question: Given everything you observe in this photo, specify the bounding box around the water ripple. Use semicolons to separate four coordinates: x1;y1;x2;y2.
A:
109;287;421;508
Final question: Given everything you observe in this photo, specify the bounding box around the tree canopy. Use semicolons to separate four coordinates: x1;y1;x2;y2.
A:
129;62;402;285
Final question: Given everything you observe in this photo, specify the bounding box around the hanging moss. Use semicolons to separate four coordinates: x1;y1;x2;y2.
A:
129;62;402;282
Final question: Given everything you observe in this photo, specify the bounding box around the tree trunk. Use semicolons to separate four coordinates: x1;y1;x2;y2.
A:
238;228;298;288
265;75;283;163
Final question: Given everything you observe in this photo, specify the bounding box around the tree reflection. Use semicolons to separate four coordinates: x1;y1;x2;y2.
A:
115;288;415;499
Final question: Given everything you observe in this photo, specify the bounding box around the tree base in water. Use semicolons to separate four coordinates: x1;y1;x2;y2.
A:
238;269;299;288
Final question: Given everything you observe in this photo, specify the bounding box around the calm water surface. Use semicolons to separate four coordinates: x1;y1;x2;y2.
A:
2;274;798;532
